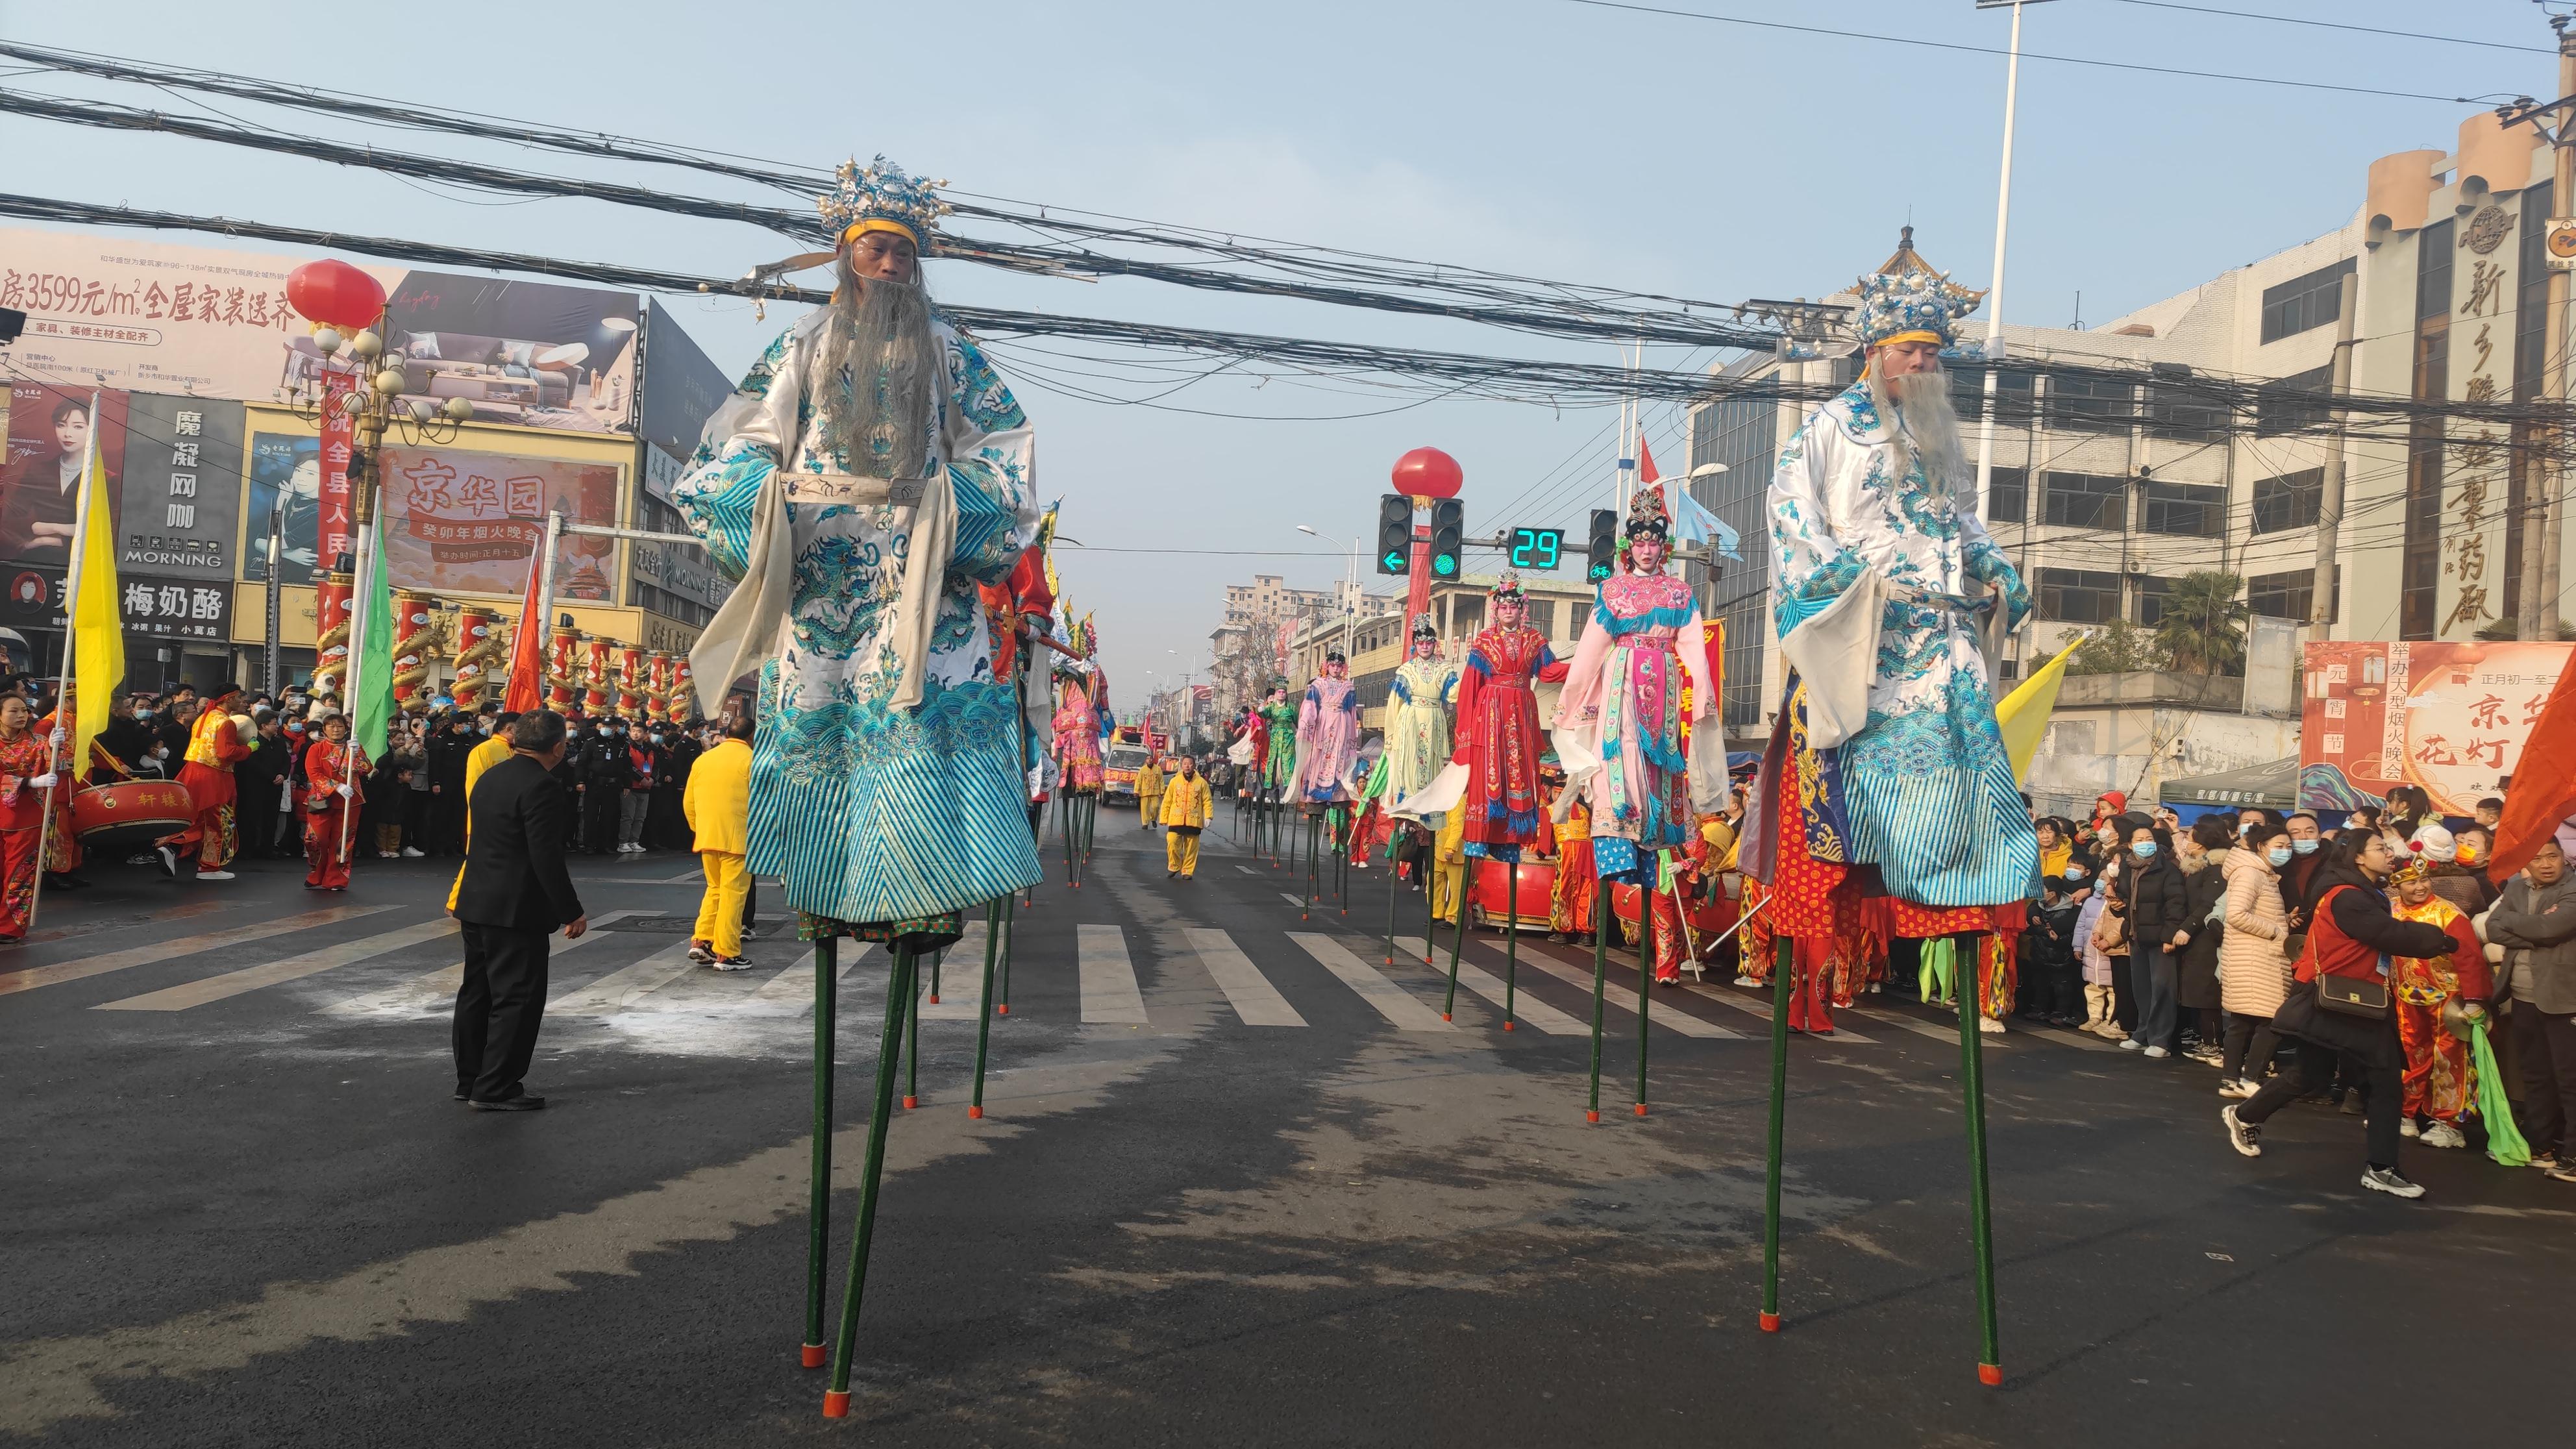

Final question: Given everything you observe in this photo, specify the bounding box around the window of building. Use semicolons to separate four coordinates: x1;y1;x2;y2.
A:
2046;373;2133;434
1525;599;1555;638
1984;465;2027;525
2042;471;2127;529
1947;364;2038;426
2134;575;2175;626
2144;365;2229;442
2251;468;2322;533
2254;365;2334;436
2417;218;2455;321
2038;567;2122;624
2248;566;2338;623
2139;480;2224;537
1694;384;1781;732
2259;257;2356;344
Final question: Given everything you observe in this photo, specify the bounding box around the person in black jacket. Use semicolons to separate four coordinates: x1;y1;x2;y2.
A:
93;693;158;783
2173;816;2235;1059
577;717;632;855
2115;819;2189;1058
425;713;475;855
450;709;588;1111
2020;878;2083;1027
236;712;293;858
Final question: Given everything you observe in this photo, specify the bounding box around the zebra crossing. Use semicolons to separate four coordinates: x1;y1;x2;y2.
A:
3;896;2075;1058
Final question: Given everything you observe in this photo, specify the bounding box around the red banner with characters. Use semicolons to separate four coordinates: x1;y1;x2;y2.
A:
375;444;618;599
317;376;355;572
2298;640;2572;817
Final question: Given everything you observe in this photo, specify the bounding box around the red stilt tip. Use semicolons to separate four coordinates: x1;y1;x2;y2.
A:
927;994;940;1004
1503;1020;1516;1031
822;1389;852;1418
902;1095;918;1109
1585;1109;1600;1123
997;1003;1009;1015
801;1343;828;1368
967;1105;984;1119
1758;1313;1781;1333
1633;1102;1648;1117
1977;1363;2003;1387
1440;1012;1452;1021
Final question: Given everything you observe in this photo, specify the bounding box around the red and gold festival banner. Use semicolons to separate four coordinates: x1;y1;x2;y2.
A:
547;623;581;712
2299;640;2575;817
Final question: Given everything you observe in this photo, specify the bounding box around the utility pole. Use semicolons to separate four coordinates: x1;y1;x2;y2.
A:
2308;269;2359;646
2504;16;2576;641
1972;0;2044;521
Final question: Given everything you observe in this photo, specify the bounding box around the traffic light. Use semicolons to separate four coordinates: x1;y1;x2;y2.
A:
1375;493;1411;575
1586;508;1618;582
1428;498;1464;580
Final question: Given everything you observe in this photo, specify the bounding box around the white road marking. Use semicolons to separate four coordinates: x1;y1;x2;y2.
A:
0;905;396;999
547;940;699;1015
1077;923;1148;1024
1515;953;1740;1038
1683;981;1876;1043
753;941;870;1004
94;917;461;1012
330;929;615;1017
1279;892;1307;909
1181;928;1307;1027
921;922;991;1021
1289;933;1454;1032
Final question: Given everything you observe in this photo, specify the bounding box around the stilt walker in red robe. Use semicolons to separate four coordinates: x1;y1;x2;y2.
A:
1449;572;1559;861
301;709;365;891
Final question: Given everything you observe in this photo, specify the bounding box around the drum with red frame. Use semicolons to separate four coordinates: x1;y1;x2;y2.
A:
69;779;196;853
1466;854;1557;932
1609;878;1740;954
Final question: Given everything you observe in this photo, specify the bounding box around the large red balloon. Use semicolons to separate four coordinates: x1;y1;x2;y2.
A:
1391;446;1462;499
286;258;387;332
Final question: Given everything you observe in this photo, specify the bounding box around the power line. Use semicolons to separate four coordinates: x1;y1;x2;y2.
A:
1561;0;2514;105
2103;1;2553;55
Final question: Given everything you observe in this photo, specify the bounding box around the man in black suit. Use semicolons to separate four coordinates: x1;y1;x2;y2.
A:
451;709;589;1111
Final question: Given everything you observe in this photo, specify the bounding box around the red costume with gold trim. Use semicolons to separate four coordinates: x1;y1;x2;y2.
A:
301;735;366;890
167;695;252;875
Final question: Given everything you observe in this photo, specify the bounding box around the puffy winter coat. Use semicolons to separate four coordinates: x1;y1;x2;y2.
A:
2217;846;2291;1017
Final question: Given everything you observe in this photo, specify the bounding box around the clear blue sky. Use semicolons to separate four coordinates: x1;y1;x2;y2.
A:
0;1;2543;704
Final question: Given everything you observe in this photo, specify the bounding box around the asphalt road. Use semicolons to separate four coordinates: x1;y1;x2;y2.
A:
4;805;2570;1446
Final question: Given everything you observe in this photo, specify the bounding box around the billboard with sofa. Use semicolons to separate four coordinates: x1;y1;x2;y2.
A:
2;229;641;437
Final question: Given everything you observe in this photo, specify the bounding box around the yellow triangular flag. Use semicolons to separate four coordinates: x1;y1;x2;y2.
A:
68;401;123;774
1995;634;2082;785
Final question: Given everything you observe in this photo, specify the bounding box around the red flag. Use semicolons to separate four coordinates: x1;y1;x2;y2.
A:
2490;661;2576;884
1637;436;1662;485
502;542;547;713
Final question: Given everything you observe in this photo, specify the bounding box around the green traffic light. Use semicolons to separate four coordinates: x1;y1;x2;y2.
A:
1434;556;1457;576
1382;551;1406;571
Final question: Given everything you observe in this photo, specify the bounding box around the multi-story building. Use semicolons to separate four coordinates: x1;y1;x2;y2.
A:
1210;573;1400;715
1287;573;1595;733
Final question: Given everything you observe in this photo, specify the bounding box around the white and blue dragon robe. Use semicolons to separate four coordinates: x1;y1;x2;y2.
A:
1765;378;2037;908
672;310;1042;926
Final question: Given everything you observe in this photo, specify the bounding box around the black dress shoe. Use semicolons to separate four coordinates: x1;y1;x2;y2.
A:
454;1085;471;1102
470;1095;545;1111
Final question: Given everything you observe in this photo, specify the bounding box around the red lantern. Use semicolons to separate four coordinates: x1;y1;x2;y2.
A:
286;258;387;332
1391;446;1462;500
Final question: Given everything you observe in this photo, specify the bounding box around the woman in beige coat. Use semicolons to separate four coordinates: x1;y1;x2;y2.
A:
2216;823;2296;1098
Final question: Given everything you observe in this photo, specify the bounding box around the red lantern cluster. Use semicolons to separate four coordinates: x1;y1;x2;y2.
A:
286;258;387;332
1391;446;1462;500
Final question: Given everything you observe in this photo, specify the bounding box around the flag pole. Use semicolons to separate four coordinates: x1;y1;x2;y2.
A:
336;510;375;863
28;389;102;931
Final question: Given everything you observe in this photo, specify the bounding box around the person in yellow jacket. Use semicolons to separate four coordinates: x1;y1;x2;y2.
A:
1137;750;1167;832
447;712;524;912
1430;801;1468;924
685;713;756;967
1159;756;1212;878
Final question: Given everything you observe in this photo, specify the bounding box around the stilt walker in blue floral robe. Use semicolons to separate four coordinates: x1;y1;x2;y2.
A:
676;157;1041;945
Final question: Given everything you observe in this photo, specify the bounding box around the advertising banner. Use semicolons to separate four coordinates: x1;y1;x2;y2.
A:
632;444;726;612
119;577;232;641
243;430;321;584
0;229;640;437
375;443;619;600
637;299;734;484
2;381;126;567
118;395;244;580
317;377;356;574
2298;640;2573;816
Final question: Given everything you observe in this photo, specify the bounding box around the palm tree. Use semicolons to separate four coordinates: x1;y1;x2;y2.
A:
2152;571;2249;676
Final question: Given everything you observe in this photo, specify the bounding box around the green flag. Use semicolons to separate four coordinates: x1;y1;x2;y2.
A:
353;514;395;760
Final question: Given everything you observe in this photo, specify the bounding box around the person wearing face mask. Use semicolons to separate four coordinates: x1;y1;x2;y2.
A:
2218;823;2298;1096
578;718;632;856
2279;813;2327;935
649;721;695;852
2413;823;2494;916
2075;854;2124;1038
2173;816;2236;1063
2115;820;2188;1058
617;722;660;854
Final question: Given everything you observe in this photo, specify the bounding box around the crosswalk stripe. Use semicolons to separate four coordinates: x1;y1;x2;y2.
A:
1278;892;1306;909
329;930;617;1017
920;923;989;1021
94;917;460;1012
1077;923;1148;1024
0;905;396;999
752;942;869;1004
1681;981;1876;1043
1182;928;1307;1027
1841;1002;2009;1047
548;940;699;1015
1513;954;1741;1039
1289;933;1454;1032
1391;935;1618;1036
24;896;238;948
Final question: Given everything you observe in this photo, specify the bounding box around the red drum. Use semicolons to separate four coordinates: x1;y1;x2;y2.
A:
69;780;195;853
1467;856;1557;932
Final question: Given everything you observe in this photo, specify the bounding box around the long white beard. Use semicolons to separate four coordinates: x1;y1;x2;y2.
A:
811;259;939;480
1872;367;1967;502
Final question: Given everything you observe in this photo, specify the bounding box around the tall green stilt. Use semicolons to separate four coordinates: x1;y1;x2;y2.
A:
1441;858;1469;1021
800;937;837;1368
1502;856;1519;1032
928;944;943;1006
1420;845;1437;967
1957;930;2003;1386
1587;887;1609;1122
1383;832;1398;965
821;943;915;1419
996;901;1014;1015
1635;856;1655;1117
902;950;923;1110
971;900;1002;1119
1761;933;1791;1333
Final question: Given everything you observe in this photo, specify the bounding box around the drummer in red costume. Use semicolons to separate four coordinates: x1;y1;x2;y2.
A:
0;693;60;941
161;682;252;882
300;708;365;891
1448;572;1565;862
